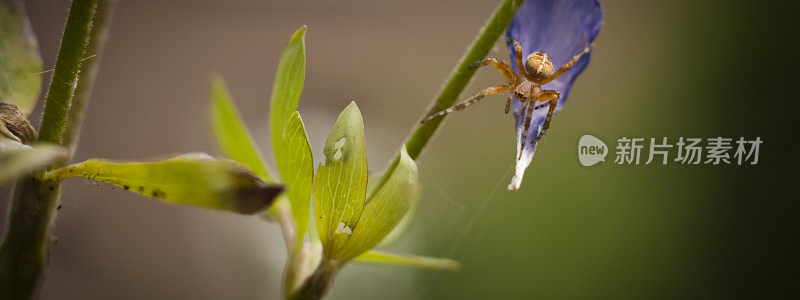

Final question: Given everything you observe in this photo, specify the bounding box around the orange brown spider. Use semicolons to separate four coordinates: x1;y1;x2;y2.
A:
422;38;590;154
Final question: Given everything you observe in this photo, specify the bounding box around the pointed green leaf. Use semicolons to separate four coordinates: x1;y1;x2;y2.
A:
313;102;368;258
365;172;384;201
46;154;283;214
274;111;314;241
336;145;418;262
0;2;43;115
209;76;272;181
269;26;306;146
368;166;421;248
377;192;420;247
354;250;460;271
0;144;66;187
308;203;322;245
267;26;309;239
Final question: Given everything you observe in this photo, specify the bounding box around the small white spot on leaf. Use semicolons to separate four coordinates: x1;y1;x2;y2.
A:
331;137;346;160
334;137;346;149
333;149;342;160
335;221;352;235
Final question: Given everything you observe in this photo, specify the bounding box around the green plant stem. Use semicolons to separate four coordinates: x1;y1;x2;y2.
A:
0;0;101;298
0;176;59;299
372;0;525;194
290;260;339;300
36;0;98;145
274;197;306;298
63;0;117;153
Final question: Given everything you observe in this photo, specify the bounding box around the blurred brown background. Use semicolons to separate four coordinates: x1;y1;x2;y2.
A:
2;0;798;299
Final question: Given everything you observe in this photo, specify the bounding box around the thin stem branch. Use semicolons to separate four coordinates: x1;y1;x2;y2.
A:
275;199;297;251
371;0;525;197
273;197;306;298
0;0;109;298
63;0;117;153
36;0;98;146
264;198;303;297
407;0;525;159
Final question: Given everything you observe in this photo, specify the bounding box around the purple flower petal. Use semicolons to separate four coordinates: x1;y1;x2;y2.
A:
505;0;603;190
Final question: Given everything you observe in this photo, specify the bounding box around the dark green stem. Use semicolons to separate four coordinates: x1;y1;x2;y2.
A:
290;260;339;300
372;0;525;197
36;0;98;145
0;0;100;298
63;0;117;153
0;176;60;299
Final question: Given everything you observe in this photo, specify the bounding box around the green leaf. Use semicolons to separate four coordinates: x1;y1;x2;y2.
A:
209;76;272;181
336;145;418;262
308;204;322;245
269;26;306;148
46;153;283;214
354;250;460;271
267;26;309;240
313;102;368;258
0;2;43;115
0;144;66;187
367;169;421;248
274;111;314;242
376;191;420;247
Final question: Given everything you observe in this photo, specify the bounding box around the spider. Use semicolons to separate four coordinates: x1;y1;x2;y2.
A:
422;38;590;156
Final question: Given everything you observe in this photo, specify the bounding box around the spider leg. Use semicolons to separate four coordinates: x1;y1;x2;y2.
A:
533;91;558;110
471;58;519;84
534;101;550;110
507;38;531;80
421;85;513;123
538;45;591;85
518;100;535;159
505;96;512;114
532;91;560;142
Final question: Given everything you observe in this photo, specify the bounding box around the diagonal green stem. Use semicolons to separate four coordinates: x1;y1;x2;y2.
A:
0;0;110;298
372;0;525;197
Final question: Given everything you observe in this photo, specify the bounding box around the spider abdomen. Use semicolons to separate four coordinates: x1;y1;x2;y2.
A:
524;51;554;80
